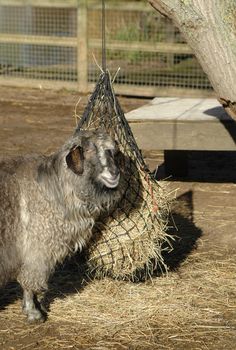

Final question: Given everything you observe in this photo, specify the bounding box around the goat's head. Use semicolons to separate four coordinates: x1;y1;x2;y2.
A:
66;130;121;189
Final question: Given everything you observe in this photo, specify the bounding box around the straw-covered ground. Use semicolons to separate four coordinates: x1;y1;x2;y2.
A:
0;86;235;350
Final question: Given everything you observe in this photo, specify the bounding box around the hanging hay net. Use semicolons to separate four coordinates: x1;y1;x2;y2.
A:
76;70;173;280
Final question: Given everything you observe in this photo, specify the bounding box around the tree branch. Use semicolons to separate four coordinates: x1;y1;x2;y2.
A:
148;0;236;119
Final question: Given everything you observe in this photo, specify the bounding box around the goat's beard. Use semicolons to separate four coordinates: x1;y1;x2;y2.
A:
93;177;123;211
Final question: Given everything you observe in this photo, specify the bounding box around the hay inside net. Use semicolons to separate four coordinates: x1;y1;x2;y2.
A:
76;71;173;279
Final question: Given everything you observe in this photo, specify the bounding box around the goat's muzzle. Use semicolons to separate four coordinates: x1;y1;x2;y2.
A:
99;166;120;189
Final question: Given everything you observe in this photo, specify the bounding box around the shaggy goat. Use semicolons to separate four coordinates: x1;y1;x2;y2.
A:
0;129;122;322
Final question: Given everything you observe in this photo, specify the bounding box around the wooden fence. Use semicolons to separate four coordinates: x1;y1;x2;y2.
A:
0;0;213;97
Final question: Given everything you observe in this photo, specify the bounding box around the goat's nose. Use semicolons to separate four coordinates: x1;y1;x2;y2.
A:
110;166;120;178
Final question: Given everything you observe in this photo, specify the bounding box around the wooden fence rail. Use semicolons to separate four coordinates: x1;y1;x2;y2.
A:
0;0;213;97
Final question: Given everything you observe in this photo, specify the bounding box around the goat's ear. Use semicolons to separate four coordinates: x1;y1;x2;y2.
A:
66;145;84;175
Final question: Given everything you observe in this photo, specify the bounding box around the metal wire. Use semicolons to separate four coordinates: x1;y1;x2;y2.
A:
0;1;212;95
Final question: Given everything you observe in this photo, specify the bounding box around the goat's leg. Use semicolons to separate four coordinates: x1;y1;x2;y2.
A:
18;249;52;322
22;290;46;323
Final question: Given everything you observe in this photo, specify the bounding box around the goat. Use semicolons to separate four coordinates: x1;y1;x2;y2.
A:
0;129;123;322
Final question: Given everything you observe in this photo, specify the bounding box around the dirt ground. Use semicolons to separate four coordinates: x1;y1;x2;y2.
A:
0;86;235;350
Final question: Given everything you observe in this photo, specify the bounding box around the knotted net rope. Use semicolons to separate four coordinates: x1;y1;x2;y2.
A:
76;70;173;280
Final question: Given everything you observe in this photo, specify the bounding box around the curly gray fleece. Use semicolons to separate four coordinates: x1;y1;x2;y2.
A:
0;129;122;322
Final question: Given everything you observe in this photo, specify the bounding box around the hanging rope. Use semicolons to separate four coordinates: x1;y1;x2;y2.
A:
101;0;106;72
75;0;173;280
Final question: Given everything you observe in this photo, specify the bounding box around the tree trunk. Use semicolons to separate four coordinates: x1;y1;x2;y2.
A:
149;0;236;120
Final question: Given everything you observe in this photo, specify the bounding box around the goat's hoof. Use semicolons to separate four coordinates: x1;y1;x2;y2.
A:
27;309;46;323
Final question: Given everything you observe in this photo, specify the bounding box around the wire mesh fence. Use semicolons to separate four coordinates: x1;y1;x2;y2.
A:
0;0;213;97
0;4;77;82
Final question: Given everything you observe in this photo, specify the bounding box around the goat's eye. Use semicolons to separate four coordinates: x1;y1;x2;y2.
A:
105;149;114;158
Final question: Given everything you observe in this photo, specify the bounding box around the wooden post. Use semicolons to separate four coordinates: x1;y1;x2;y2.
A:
77;0;88;92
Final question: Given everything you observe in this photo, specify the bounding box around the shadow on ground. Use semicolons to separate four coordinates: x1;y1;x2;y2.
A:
204;106;236;144
163;190;202;271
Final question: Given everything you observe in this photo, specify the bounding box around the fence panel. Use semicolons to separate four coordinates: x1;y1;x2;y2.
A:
0;0;213;97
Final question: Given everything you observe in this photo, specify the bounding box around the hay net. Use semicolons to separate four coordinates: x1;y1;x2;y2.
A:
76;70;172;280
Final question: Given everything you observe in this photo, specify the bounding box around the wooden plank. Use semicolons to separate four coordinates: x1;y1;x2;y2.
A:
126;98;236;151
0;76;78;90
0;35;192;55
89;39;192;54
0;77;213;99
101;84;215;98
87;1;151;12
77;0;88;92
0;0;151;11
128;120;236;151
0;0;77;8
0;33;77;47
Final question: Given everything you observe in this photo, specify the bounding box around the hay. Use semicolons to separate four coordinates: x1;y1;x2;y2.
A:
49;250;236;350
2;248;236;350
77;71;174;279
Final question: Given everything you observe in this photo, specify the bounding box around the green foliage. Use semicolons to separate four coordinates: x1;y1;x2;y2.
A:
114;24;140;42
